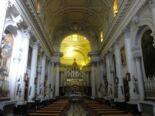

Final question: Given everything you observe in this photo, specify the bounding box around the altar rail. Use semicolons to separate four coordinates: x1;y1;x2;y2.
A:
144;76;155;98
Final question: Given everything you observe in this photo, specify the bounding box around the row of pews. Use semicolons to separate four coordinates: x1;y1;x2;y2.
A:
84;100;135;116
29;99;69;116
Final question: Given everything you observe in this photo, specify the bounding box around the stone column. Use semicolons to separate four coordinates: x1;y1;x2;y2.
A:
105;53;112;99
51;52;62;97
28;43;39;102
46;61;51;100
55;62;60;97
50;62;54;99
89;52;101;99
100;62;105;98
91;62;96;99
16;30;30;105
86;70;89;86
9;30;22;101
124;29;137;101
114;43;124;102
36;54;42;100
97;61;101;98
40;54;46;101
135;56;144;101
60;71;64;88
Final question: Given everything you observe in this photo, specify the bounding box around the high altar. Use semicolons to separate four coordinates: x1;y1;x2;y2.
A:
64;59;86;96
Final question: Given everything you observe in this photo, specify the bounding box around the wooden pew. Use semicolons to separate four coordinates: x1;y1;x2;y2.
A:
29;99;69;116
29;113;60;116
83;99;134;116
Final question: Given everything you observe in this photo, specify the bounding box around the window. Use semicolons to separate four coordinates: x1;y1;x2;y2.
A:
35;0;41;14
113;0;118;16
100;32;104;42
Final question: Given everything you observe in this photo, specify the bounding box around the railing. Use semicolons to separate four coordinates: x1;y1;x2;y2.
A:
144;76;155;98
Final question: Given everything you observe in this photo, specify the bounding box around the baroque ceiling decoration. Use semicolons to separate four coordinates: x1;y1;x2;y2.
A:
22;0;135;55
53;22;98;45
37;0;114;49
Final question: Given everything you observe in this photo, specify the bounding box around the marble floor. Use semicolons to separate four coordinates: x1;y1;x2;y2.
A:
66;102;88;116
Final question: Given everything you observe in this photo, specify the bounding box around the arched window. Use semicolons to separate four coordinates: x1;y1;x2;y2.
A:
100;32;104;43
35;0;41;14
113;0;118;16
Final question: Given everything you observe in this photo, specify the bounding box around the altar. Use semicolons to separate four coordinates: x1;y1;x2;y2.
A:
63;59;86;97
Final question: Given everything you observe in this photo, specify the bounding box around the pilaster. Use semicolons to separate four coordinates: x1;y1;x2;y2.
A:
51;52;62;97
40;53;46;101
114;43;125;102
124;27;138;102
28;42;39;102
16;29;30;105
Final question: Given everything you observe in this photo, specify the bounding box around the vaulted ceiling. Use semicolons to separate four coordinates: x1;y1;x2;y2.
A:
37;0;114;50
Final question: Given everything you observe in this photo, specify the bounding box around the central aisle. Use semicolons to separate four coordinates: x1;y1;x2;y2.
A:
66;102;88;116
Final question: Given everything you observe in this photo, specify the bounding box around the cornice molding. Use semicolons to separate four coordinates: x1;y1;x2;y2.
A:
14;0;53;57
100;0;147;56
26;0;54;53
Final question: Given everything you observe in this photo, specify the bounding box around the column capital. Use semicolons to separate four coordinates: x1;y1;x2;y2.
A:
131;15;140;26
42;53;47;58
8;0;16;7
51;52;62;63
89;52;100;62
13;15;24;26
114;41;119;49
2;0;15;9
88;52;99;57
91;56;100;63
33;41;39;49
51;56;60;63
123;26;131;39
148;0;155;9
53;52;63;57
23;28;31;39
132;48;142;59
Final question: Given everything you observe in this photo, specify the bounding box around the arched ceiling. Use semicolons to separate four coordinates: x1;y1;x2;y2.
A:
38;0;114;50
60;34;91;66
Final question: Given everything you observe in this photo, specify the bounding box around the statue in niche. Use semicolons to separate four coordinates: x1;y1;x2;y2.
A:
123;73;130;102
133;75;139;94
104;77;108;96
0;31;14;99
114;76;119;98
24;73;29;101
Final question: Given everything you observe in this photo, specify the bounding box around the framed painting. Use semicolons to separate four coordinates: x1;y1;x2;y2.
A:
120;46;126;65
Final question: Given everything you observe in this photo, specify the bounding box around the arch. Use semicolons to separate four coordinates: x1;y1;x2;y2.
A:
133;20;155;99
134;24;153;78
134;17;154;49
60;34;91;66
53;26;98;52
135;25;151;49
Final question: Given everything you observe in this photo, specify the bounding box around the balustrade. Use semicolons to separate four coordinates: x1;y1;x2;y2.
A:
144;76;155;98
